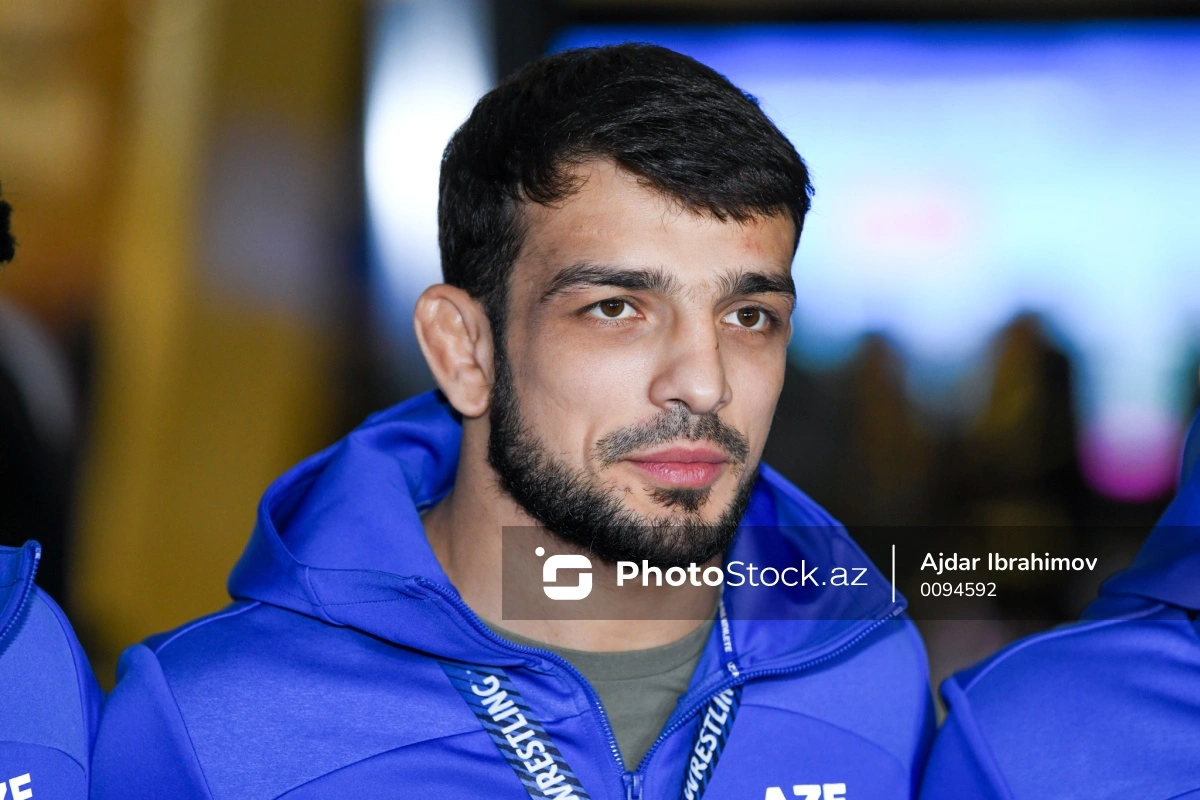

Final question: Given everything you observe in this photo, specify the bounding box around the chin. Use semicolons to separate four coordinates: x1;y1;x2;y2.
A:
625;489;730;523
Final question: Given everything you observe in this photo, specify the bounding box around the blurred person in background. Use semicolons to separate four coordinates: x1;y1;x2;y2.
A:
0;183;102;798
952;313;1083;530
91;45;933;798
919;375;1200;799
835;333;937;526
0;191;79;604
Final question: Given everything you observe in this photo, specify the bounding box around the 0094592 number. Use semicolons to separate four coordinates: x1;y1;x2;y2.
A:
919;582;997;597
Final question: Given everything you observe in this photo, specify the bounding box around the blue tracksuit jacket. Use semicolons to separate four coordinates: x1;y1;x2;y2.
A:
920;411;1200;800
91;390;934;799
0;541;102;798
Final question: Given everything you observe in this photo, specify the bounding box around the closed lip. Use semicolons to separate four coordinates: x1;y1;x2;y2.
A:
624;446;728;464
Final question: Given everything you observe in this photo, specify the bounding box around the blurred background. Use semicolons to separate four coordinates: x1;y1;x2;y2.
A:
1;0;1198;694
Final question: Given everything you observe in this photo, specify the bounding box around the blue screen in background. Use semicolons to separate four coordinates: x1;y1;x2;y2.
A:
553;23;1200;501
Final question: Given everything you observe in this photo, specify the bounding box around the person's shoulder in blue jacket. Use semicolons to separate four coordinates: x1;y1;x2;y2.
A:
0;540;103;798
920;411;1200;800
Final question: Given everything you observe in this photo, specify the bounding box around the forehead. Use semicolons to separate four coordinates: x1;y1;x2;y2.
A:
514;160;796;292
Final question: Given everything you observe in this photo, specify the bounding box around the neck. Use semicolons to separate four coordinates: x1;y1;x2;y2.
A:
423;419;717;652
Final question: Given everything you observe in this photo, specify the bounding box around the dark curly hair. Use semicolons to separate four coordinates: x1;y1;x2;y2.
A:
437;43;813;341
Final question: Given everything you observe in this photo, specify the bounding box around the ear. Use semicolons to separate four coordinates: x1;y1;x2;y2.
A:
413;284;494;418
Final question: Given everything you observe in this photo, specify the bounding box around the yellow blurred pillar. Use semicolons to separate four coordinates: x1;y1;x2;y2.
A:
73;0;363;684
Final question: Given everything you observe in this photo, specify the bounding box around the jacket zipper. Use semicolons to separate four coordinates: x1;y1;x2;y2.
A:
0;542;41;648
418;576;902;799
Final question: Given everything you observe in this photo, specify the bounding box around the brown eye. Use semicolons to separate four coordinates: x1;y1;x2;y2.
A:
723;306;770;331
598;299;627;318
586;298;636;322
737;308;761;327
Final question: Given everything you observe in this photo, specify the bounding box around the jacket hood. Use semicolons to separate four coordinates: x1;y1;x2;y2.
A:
228;391;903;673
1088;410;1200;616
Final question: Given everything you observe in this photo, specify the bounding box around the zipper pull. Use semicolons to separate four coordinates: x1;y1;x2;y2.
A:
623;772;643;800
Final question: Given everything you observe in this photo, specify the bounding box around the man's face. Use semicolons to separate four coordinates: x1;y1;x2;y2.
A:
488;160;796;567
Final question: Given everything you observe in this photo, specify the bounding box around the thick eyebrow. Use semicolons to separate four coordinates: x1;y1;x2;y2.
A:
717;269;796;304
538;262;796;307
539;263;679;303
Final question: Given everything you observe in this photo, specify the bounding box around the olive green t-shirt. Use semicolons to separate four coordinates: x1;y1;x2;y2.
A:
488;619;715;769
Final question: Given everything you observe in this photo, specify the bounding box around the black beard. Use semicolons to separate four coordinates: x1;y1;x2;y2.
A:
486;346;757;569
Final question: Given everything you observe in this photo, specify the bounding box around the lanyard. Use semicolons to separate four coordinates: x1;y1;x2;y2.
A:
440;601;741;800
440;660;592;799
680;600;741;800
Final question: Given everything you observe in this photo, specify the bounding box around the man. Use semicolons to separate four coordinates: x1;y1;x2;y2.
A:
919;404;1200;799
0;186;103;798
93;45;933;798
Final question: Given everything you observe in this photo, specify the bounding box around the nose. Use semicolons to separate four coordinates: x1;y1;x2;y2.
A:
647;315;732;416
